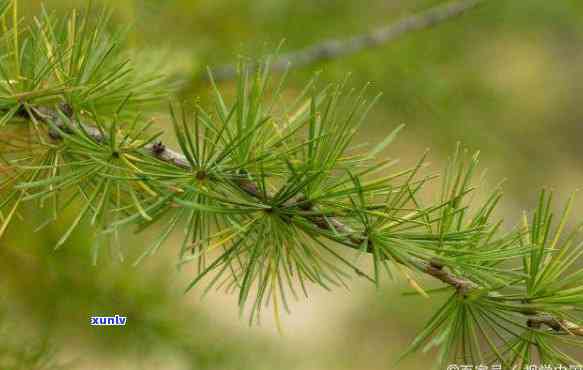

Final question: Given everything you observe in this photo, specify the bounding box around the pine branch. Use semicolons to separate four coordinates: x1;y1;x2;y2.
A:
199;0;485;83
25;103;583;339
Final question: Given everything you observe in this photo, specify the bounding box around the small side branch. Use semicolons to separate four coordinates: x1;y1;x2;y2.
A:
202;0;485;83
527;316;583;336
424;261;477;296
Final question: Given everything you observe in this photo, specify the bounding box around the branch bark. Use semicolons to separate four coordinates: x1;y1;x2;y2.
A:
199;0;485;83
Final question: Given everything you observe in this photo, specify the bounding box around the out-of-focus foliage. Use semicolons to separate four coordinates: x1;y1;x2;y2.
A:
0;316;64;370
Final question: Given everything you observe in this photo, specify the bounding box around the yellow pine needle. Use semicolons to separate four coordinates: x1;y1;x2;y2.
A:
378;210;429;231
287;99;310;124
48;151;59;195
1;10;7;34
12;0;19;78
549;191;576;252
188;218;258;256
121;155;157;197
270;117;284;137
0;192;22;238
128;189;151;221
119;158;152;221
7;86;74;100
168;186;184;194
67;10;76;74
397;264;429;299
199;227;244;253
521;211;530;244
521;211;531;274
34;17;65;84
271;264;284;335
338;154;364;162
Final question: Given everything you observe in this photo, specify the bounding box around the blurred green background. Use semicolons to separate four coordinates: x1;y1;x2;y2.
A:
2;0;583;369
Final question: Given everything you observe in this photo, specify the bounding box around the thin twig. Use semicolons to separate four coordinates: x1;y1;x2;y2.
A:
527;315;583;336
200;0;485;83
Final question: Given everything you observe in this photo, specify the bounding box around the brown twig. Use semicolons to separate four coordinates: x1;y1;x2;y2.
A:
527;315;583;336
198;0;485;83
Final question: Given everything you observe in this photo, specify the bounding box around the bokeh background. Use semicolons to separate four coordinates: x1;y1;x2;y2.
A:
2;0;583;369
